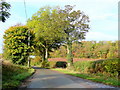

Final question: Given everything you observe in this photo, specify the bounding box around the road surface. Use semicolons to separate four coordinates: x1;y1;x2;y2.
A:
19;68;119;89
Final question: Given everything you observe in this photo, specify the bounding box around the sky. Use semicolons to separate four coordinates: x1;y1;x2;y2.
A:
0;0;119;53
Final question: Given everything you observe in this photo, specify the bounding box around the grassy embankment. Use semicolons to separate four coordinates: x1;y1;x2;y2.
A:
2;61;35;89
52;58;120;87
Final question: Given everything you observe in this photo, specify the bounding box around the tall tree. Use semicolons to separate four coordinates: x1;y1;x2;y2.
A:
0;0;11;22
59;5;90;67
27;6;65;62
3;25;34;65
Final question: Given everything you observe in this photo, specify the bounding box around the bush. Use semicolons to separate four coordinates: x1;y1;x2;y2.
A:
48;61;57;68
73;59;119;77
74;61;93;73
89;59;119;77
40;61;49;68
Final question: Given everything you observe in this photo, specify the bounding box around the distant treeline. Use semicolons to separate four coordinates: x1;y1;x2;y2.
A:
50;41;119;59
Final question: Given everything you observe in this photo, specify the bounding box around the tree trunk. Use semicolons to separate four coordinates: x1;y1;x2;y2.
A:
28;56;30;67
42;49;45;62
45;48;48;61
67;40;73;67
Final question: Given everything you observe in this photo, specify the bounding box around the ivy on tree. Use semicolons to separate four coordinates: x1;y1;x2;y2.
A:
3;25;34;65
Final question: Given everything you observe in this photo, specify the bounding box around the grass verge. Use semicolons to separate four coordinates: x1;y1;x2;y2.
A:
52;68;120;87
2;61;35;89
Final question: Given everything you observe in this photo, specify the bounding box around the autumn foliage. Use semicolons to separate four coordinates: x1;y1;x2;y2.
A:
50;41;118;59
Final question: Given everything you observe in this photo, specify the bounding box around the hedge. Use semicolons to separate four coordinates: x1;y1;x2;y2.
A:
73;58;119;77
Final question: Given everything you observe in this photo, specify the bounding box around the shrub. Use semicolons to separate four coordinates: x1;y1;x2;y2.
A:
102;59;119;77
89;59;119;77
48;61;57;68
88;60;105;73
74;61;93;73
40;61;49;68
73;59;119;77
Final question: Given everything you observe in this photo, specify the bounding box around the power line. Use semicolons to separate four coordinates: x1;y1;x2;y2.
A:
24;0;27;21
23;0;30;67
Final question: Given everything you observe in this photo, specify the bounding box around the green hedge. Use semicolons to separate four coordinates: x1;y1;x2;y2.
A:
73;58;119;77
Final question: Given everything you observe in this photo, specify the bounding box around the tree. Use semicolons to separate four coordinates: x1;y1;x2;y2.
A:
3;25;34;65
0;0;11;22
27;6;65;62
59;5;90;67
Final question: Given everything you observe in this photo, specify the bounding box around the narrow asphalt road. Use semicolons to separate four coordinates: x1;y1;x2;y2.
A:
20;68;119;89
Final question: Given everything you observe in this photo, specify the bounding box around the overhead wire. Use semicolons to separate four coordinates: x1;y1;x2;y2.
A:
24;0;27;21
23;0;30;67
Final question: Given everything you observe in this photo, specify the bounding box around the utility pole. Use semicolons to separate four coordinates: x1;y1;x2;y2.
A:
24;0;30;67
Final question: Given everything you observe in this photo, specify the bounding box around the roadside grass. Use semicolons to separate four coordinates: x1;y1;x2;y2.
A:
2;61;35;89
52;68;120;87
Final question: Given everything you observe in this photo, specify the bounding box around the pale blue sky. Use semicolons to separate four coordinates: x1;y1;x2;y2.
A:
0;0;119;53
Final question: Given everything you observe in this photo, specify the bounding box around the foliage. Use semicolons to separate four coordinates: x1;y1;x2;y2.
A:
49;46;67;58
3;25;34;65
30;56;42;66
27;6;65;62
50;41;118;59
40;61;49;68
2;61;35;89
56;5;90;66
27;5;90;66
89;59;119;77
0;0;11;22
74;61;93;73
73;59;119;77
48;61;57;68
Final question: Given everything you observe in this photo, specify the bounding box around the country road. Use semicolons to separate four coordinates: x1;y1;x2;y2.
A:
19;67;119;89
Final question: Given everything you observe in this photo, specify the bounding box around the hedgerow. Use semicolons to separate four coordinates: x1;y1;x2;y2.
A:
73;58;119;77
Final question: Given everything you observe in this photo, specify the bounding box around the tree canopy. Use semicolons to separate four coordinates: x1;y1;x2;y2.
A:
0;0;11;22
3;5;90;67
59;5;90;66
3;25;34;65
27;6;66;62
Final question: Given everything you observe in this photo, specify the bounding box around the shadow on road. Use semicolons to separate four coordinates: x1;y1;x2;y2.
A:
31;66;49;69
